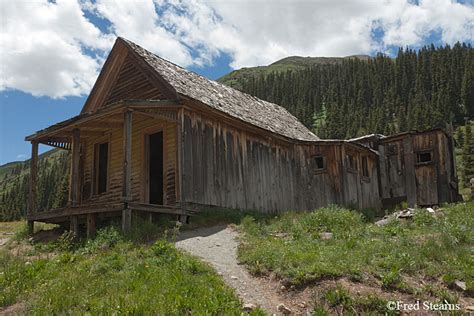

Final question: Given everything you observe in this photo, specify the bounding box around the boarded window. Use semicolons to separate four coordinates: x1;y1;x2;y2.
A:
416;151;432;164
94;142;109;194
362;156;369;178
313;155;326;172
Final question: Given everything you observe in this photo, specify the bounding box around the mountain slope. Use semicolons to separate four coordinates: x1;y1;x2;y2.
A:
218;55;370;89
0;149;69;220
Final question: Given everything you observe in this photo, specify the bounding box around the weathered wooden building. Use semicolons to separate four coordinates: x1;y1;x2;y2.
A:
25;38;379;234
25;38;457;235
349;129;462;207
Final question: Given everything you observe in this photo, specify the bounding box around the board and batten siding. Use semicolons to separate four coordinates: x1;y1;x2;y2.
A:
182;110;380;212
81;115;178;206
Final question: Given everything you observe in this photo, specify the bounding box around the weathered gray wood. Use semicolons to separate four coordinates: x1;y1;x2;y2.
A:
28;141;38;215
70;215;79;236
122;208;132;231
27;203;124;221
403;137;417;207
122;110;132;202
70;129;81;206
178;109;186;215
128;202;184;215
86;213;97;238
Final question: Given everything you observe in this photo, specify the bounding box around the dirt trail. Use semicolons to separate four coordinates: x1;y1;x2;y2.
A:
175;225;308;315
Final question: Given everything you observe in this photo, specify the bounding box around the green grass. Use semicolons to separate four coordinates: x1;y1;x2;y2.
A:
0;225;263;315
238;203;474;295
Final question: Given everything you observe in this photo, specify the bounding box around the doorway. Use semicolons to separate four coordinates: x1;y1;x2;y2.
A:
148;131;164;205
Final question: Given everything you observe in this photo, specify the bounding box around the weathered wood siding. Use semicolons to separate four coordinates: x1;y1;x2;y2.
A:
378;130;459;207
182;110;380;212
80;115;178;206
103;53;166;106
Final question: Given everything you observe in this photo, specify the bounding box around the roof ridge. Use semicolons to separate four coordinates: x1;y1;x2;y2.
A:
119;37;319;141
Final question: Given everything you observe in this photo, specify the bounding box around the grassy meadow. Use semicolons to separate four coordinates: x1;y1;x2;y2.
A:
0;223;263;315
238;202;474;314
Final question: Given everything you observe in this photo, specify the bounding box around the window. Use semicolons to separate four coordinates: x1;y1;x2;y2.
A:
416;151;432;164
362;156;369;178
94;142;109;194
313;155;326;172
347;154;357;171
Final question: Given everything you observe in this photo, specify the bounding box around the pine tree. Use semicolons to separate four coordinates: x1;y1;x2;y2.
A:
462;122;474;187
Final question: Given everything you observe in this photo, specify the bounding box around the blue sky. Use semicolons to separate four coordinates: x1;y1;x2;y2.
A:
1;0;473;165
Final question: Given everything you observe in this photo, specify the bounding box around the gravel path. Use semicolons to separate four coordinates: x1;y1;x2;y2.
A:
175;225;282;314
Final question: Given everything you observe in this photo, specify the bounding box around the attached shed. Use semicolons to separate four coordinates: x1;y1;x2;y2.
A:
350;129;462;207
25;37;380;235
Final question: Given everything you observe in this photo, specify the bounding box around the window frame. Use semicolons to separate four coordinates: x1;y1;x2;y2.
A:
312;154;327;174
415;149;433;166
93;139;111;196
346;154;358;173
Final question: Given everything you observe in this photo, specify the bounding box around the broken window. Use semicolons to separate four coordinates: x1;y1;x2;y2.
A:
313;155;326;172
416;151;432;164
362;156;369;178
347;154;357;171
94;142;109;194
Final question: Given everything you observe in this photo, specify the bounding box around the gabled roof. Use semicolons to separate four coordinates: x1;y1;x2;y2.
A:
119;38;319;141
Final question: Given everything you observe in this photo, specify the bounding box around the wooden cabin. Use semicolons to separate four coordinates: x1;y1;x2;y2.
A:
350;129;462;208
25;37;381;235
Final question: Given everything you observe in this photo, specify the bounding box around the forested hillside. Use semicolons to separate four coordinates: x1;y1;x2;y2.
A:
0;150;69;221
219;43;473;139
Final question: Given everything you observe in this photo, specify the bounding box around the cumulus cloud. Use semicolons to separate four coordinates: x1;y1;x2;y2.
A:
0;0;472;98
0;0;113;98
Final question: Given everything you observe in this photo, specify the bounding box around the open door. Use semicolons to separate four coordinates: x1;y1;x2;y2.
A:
148;131;164;205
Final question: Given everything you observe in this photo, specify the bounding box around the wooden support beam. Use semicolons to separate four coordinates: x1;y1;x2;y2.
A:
69;129;81;206
122;110;133;232
70;215;79;237
122;208;132;232
27;141;38;235
122;110;132;202
86;213;97;238
78;121;123;129
178;109;186;216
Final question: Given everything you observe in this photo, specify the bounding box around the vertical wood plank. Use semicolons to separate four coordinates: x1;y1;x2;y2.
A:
28;141;38;234
70;129;81;206
122;110;133;232
122;110;132;201
86;213;97;238
178;109;186;214
70;215;79;237
403;136;417;207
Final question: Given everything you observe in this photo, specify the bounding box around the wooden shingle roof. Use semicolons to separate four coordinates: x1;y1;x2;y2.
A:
122;38;319;141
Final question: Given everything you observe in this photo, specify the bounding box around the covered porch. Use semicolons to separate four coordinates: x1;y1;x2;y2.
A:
25;99;188;236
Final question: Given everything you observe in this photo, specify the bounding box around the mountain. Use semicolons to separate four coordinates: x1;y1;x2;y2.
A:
219;43;473;138
218;55;371;89
0;149;70;221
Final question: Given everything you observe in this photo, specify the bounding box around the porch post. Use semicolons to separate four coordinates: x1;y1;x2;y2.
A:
87;213;97;238
178;108;187;222
69;128;81;206
27;141;38;235
122;110;132;231
69;129;81;235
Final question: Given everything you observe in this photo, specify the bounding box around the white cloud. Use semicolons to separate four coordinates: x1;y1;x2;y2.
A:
0;0;113;98
16;154;27;159
0;0;472;98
